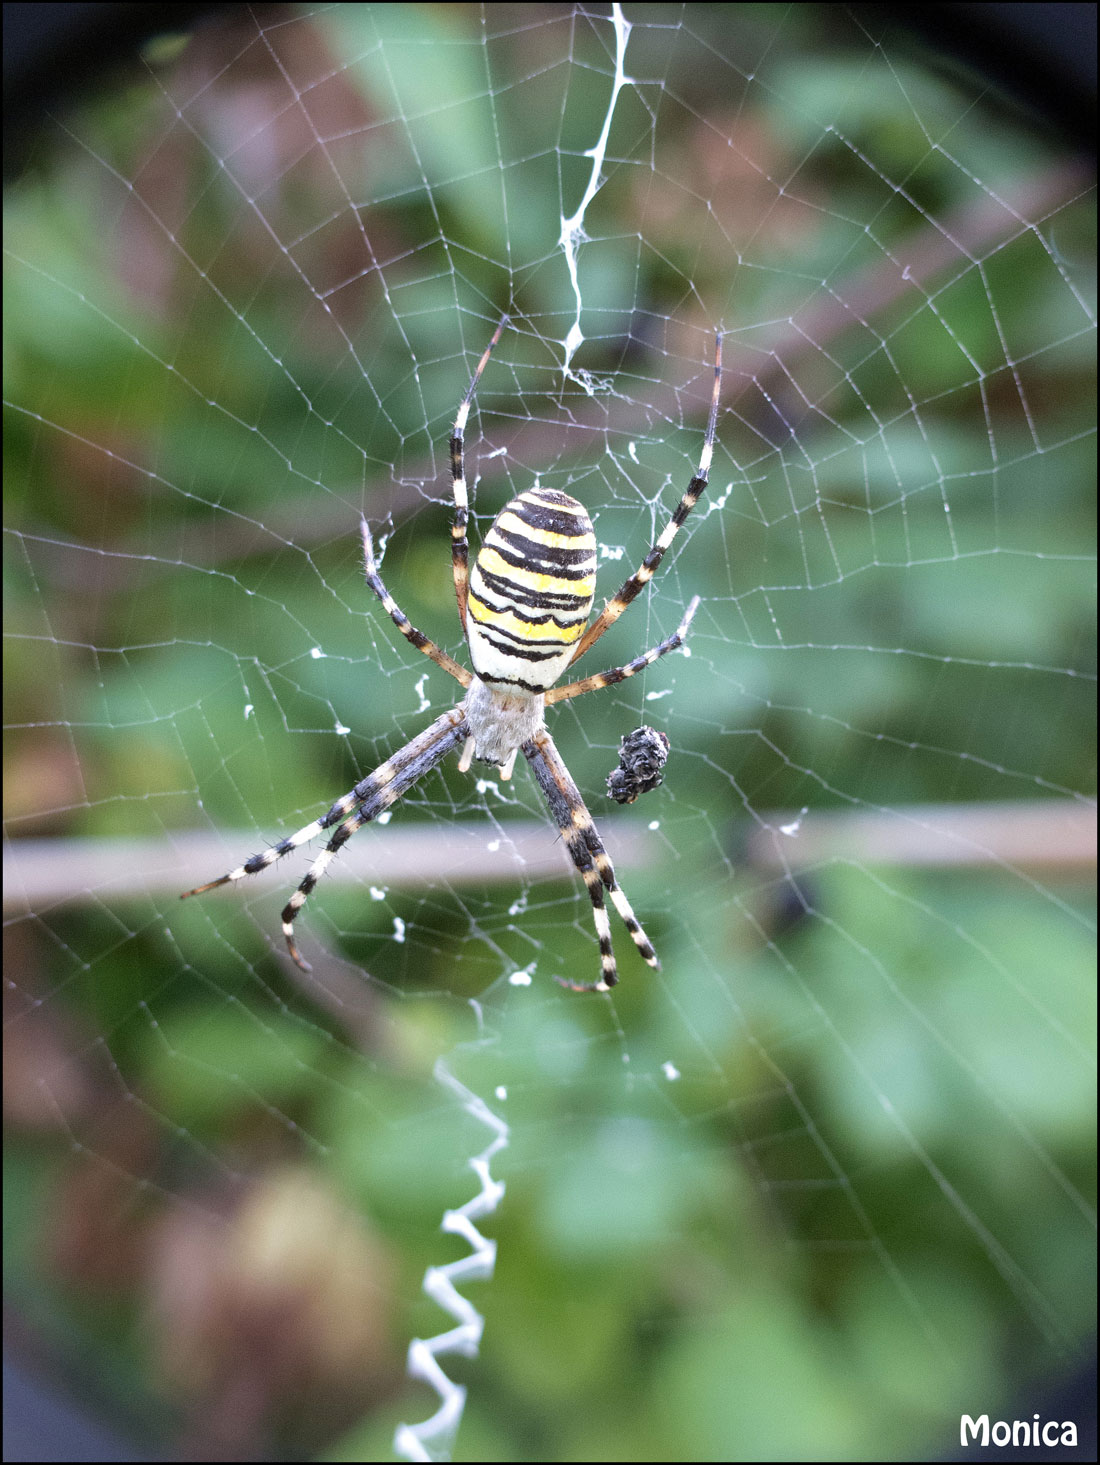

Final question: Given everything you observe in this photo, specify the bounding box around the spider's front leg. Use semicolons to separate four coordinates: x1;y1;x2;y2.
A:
361;520;470;688
567;333;721;667
545;596;700;705
450;316;509;633
523;728;659;992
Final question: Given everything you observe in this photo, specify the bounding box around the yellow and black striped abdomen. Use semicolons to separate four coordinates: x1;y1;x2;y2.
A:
467;487;597;692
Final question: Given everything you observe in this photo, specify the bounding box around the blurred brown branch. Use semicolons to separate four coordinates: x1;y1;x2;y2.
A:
743;798;1096;876
5;799;1094;913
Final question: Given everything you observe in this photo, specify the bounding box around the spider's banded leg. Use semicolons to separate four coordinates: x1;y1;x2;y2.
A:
523;729;659;992
534;732;659;977
361;521;471;687
545;596;699;705
180;772;401;899
279;710;470;971
181;708;469;903
451;316;508;635
568;334;721;667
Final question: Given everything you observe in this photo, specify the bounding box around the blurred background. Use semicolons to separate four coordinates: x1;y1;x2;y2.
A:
4;3;1095;1460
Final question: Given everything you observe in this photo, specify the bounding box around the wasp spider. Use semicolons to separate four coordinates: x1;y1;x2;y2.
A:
183;322;722;991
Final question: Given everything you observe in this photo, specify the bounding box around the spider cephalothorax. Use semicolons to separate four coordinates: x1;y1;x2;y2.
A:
183;320;722;991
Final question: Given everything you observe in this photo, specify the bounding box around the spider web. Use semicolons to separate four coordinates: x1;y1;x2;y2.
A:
4;4;1096;1460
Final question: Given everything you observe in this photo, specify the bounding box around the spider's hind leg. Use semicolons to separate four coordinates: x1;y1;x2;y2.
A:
523;728;659;993
277;709;469;971
183;709;469;974
181;787;376;899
